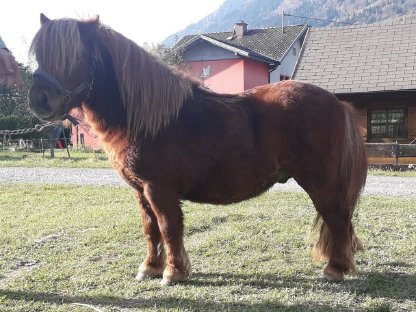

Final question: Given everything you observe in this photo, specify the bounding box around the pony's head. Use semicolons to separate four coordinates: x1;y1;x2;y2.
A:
29;14;194;138
29;14;98;121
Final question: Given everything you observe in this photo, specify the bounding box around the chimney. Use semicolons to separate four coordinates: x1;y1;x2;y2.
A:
234;21;248;38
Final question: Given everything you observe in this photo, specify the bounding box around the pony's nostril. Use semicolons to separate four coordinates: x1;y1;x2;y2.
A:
35;92;49;110
40;92;48;104
29;91;52;116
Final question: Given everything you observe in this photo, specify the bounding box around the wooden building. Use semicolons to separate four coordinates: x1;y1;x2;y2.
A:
292;19;416;164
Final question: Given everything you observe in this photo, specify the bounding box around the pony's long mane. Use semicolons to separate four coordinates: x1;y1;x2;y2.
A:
30;18;194;138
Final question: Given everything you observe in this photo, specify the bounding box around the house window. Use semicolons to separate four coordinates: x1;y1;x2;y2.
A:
369;108;406;138
201;65;211;79
280;75;290;81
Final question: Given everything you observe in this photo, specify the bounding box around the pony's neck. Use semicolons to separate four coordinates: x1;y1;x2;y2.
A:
83;48;127;132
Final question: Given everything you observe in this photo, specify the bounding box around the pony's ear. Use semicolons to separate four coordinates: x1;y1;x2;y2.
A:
40;13;50;25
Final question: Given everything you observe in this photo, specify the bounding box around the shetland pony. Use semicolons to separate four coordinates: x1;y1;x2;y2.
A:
29;14;367;285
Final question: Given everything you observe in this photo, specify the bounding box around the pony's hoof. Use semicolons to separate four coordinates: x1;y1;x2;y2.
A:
136;272;150;281
160;274;189;286
160;278;176;286
136;263;164;281
323;266;344;282
160;264;192;286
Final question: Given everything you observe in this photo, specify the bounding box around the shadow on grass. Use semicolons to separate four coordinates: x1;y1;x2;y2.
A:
0;288;340;311
189;271;416;301
1;271;414;311
350;271;416;300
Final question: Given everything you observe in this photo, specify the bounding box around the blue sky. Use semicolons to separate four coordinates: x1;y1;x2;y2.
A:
0;0;224;64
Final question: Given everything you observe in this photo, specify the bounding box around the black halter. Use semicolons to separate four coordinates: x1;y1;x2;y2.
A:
32;70;94;125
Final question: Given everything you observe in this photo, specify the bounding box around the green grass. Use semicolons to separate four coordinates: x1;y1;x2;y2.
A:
0;150;111;168
0;184;415;311
367;168;416;177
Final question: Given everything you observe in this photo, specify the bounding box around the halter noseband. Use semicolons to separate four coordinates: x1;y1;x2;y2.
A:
32;70;94;125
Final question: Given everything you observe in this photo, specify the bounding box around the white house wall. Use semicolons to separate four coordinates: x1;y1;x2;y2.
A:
270;67;281;83
270;39;302;83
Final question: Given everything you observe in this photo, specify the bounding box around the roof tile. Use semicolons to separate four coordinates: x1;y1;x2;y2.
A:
293;20;416;93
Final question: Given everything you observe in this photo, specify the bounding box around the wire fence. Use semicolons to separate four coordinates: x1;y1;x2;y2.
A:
0;121;58;136
1;137;73;159
1;137;70;154
0;122;73;158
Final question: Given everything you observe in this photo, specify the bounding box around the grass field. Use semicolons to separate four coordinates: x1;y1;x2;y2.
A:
0;150;110;168
0;184;415;311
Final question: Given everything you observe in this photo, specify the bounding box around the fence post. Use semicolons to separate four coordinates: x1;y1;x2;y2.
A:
49;128;55;158
41;138;44;156
62;129;71;158
394;141;400;168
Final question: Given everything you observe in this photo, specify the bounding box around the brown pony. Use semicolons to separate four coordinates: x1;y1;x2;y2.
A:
29;14;367;286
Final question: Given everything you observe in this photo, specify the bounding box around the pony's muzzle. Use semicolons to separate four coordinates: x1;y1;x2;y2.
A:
29;90;57;121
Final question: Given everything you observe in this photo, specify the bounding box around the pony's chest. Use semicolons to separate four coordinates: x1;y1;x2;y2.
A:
96;129;143;186
81;104;130;174
101;131;129;169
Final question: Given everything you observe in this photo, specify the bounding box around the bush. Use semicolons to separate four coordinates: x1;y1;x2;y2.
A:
0;115;20;130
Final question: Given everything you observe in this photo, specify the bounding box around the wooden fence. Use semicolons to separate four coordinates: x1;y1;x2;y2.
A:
366;143;416;166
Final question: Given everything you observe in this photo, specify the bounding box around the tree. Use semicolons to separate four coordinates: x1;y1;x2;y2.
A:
143;42;183;67
0;62;40;130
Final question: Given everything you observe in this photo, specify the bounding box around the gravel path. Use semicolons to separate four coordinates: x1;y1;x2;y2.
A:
0;167;126;187
271;175;416;198
0;167;415;197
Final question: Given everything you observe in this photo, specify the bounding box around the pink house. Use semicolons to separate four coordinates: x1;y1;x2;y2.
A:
70;108;100;149
176;22;308;94
187;58;269;94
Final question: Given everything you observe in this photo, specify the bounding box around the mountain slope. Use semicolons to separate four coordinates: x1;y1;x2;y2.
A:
164;0;416;46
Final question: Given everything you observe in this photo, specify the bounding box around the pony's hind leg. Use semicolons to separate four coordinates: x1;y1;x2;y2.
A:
309;192;363;281
143;185;191;286
135;190;166;280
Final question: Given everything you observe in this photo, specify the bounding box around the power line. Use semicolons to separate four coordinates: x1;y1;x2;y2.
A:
283;13;355;26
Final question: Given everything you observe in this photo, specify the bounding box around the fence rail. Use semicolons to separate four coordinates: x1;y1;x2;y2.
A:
366;143;416;166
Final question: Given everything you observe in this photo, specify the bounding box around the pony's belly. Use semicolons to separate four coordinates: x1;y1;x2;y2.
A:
183;166;291;205
183;176;278;205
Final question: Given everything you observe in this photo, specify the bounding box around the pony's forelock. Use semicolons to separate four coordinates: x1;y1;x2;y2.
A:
30;18;86;80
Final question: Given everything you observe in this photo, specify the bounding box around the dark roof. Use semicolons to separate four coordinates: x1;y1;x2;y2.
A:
292;20;416;93
175;25;308;64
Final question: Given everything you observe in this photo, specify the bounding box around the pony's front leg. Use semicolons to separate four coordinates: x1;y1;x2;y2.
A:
134;190;166;280
144;185;191;286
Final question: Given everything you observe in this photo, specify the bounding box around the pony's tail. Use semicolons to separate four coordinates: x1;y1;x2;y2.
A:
311;102;367;271
339;101;367;215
